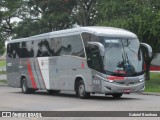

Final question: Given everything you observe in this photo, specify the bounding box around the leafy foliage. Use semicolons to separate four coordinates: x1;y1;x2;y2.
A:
97;0;160;53
0;0;160;55
14;0;76;38
97;0;160;79
0;0;22;54
71;0;98;26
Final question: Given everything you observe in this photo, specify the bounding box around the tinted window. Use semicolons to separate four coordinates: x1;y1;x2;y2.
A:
50;35;85;58
86;44;103;72
7;43;20;59
81;32;98;47
7;35;85;58
36;39;54;57
60;37;70;56
14;43;21;58
20;42;29;58
51;37;62;56
67;35;85;57
26;41;34;57
7;44;13;58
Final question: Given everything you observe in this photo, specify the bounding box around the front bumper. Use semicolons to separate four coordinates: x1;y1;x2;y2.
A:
102;80;145;94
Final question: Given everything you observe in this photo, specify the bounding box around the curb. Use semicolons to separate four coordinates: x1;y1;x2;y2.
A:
140;92;160;96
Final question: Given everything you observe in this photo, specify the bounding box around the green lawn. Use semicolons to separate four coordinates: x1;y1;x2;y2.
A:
0;80;7;84
0;60;6;74
145;73;160;93
0;60;6;67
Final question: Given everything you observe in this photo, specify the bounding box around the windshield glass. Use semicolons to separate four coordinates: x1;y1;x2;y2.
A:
100;37;143;76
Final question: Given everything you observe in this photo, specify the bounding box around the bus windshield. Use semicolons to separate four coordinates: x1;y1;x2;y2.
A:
100;37;144;76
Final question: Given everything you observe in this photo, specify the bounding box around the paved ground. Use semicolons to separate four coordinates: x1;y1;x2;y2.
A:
0;86;160;120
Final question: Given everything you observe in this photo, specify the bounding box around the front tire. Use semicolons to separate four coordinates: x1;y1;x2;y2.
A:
77;80;90;99
21;78;35;94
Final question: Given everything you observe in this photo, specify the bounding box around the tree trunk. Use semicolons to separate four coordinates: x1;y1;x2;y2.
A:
145;53;157;80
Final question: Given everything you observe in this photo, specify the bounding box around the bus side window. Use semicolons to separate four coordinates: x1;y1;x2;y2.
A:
7;44;13;58
14;43;21;58
36;39;54;57
26;41;34;57
7;43;19;59
20;42;29;58
86;47;92;68
53;37;62;56
68;35;85;58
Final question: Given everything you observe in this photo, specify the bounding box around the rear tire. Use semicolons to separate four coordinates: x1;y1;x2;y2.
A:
21;78;35;94
47;90;60;94
112;93;123;98
77;80;90;99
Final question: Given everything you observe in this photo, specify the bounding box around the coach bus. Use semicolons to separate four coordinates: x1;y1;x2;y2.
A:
6;26;152;99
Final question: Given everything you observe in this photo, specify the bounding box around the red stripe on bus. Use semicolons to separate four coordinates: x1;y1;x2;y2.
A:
81;62;84;69
27;59;37;89
107;76;125;81
37;59;46;89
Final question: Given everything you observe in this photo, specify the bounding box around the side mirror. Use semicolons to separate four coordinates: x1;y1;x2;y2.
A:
151;53;160;66
88;42;105;57
140;43;152;58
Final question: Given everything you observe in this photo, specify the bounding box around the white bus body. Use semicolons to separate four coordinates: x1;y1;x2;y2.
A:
6;26;152;98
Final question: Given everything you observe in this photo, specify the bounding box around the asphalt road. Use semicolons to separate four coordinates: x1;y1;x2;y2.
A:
0;86;160;120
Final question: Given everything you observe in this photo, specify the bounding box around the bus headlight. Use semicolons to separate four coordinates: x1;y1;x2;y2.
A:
139;79;144;82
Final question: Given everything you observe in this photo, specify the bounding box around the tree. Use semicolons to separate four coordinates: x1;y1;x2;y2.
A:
71;0;98;26
0;0;22;54
97;0;160;80
14;0;76;38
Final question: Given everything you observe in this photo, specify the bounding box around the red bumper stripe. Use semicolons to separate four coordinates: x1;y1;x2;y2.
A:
107;76;125;81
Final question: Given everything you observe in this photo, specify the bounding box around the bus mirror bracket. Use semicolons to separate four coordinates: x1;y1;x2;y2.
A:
88;42;105;57
140;43;152;58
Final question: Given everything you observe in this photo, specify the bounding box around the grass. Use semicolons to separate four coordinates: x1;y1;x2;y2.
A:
145;73;160;93
0;80;7;85
0;60;6;67
0;60;6;74
0;71;6;75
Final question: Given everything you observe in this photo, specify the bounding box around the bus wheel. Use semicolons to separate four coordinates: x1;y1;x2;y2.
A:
112;93;123;98
77;80;90;99
47;90;60;94
21;78;35;94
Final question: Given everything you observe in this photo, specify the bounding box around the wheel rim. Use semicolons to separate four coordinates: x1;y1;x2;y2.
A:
79;84;85;97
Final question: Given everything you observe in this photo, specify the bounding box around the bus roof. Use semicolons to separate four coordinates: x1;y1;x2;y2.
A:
7;26;137;43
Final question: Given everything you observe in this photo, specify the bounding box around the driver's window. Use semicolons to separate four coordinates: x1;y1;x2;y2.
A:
86;45;103;72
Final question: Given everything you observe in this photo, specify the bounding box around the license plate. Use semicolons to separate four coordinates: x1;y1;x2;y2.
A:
123;89;131;93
